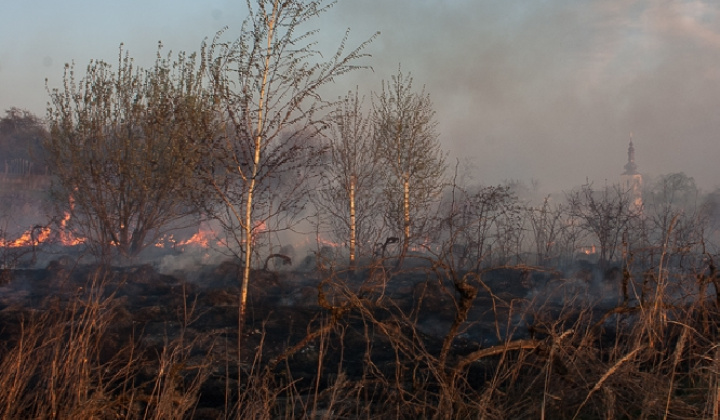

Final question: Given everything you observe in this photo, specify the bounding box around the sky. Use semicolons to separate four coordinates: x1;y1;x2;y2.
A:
2;0;720;194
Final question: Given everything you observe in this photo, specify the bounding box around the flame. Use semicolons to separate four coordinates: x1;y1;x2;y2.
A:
58;211;86;246
56;196;86;246
0;212;87;248
178;230;211;248
317;236;342;248
252;221;267;245
155;233;176;248
176;224;225;249
176;221;263;249
0;205;227;252
582;245;596;255
0;226;51;248
410;237;436;253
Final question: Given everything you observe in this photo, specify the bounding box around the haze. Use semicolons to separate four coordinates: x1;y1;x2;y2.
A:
2;0;719;193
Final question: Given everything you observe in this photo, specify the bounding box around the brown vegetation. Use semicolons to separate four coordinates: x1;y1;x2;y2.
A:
0;245;718;419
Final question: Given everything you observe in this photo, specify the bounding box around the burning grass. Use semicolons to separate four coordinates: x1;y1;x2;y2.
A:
0;254;718;419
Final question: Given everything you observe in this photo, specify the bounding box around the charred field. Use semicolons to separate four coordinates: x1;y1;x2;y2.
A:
0;246;719;419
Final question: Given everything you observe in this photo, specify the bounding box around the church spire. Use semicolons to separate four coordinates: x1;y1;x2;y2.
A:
623;133;638;175
620;133;643;214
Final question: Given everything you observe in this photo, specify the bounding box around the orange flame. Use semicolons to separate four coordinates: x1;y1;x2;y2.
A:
178;230;211;248
0;216;87;248
155;233;176;248
176;224;226;249
582;245;596;255
58;211;86;246
316;236;342;249
0;226;51;248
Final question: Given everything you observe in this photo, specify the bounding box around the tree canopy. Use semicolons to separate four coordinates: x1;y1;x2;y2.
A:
45;45;217;258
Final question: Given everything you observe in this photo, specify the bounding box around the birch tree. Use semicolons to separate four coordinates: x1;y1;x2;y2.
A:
204;0;375;337
314;89;381;269
373;68;446;268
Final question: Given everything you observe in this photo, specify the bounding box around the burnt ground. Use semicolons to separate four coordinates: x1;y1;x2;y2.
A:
0;253;691;418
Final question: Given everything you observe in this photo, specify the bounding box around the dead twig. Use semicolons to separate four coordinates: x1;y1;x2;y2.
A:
572;346;642;420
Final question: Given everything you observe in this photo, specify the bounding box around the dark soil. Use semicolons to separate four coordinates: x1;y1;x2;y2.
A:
0;255;656;418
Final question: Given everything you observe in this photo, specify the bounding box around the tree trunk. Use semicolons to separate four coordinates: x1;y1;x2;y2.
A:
396;173;410;269
349;174;356;270
238;0;279;379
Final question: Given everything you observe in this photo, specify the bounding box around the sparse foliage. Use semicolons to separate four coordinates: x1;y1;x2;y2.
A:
314;89;382;268
567;182;637;266
644;172;705;254
45;45;216;258
202;0;376;362
438;182;518;271
373;68;446;268
526;197;567;266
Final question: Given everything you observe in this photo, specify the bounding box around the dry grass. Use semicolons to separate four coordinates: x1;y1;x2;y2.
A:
0;247;719;419
0;266;211;419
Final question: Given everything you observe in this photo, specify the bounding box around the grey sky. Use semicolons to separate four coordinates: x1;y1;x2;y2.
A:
2;0;719;193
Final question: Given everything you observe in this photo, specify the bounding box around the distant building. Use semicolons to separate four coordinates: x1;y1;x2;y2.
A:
620;135;643;213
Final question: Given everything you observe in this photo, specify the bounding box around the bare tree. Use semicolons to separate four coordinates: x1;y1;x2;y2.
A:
45;45;216;259
526;197;567;266
645;173;704;250
567;182;637;267
373;68;446;268
492;200;525;265
314;89;382;269
701;188;720;253
554;205;588;266
203;0;376;342
436;182;518;272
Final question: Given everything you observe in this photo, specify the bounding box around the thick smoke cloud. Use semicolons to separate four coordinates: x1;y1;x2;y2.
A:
321;0;720;193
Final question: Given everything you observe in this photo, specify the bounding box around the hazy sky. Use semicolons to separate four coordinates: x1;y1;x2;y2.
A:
2;0;719;193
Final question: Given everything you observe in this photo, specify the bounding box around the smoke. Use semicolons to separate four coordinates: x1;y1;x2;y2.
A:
320;0;720;193
2;1;720;194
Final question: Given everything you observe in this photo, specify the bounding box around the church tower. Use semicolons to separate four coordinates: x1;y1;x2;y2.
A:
621;134;643;213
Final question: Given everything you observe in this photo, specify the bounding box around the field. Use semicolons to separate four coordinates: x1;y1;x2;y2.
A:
0;248;718;419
